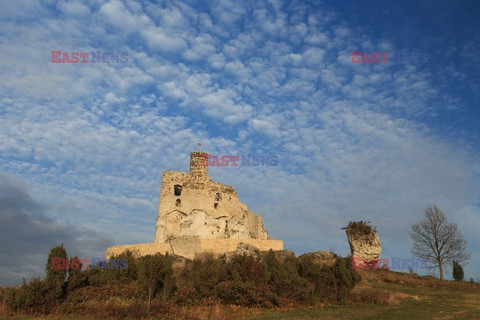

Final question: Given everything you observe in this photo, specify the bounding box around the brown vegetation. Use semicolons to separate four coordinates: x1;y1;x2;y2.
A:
346;221;376;237
0;246;361;318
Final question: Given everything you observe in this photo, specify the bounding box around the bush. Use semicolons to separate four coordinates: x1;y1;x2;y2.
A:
229;254;266;285
66;256;88;293
137;253;174;307
174;252;362;307
215;280;256;305
265;253;314;304
175;252;318;307
347;221;376;236
453;261;464;281
175;256;229;304
334;257;362;300
298;255;337;301
75;251;138;288
6;278;50;314
103;250;138;282
345;257;362;284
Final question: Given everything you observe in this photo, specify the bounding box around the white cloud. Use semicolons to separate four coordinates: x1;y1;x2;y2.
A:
248;118;280;138
183;34;218;61
104;92;126;104
99;1;150;32
57;1;91;17
140;27;187;52
302;47;325;65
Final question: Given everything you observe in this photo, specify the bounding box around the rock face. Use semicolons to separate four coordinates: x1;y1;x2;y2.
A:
298;251;337;267
106;151;283;260
345;221;381;266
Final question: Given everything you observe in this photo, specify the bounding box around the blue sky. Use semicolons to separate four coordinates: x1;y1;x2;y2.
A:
0;0;479;285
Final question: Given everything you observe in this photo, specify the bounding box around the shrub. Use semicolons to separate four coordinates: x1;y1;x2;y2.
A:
452;261;464;281
176;257;229;302
6;278;50;314
107;250;138;282
346;221;376;236
298;255;337;301
215;280;256;305
77;252;138;288
334;257;362;300
228;254;266;285
175;252;318;307
345;257;362;284
137;253;174;307
66;256;88;293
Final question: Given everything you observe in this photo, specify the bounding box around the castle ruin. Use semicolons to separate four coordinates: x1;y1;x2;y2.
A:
106;151;283;259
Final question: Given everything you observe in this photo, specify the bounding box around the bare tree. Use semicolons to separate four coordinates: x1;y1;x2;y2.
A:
410;205;470;280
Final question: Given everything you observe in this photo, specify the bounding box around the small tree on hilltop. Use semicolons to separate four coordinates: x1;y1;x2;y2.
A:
452;261;464;281
410;205;470;280
45;243;68;299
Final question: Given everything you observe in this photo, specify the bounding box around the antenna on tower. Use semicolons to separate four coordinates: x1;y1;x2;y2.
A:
197;141;202;152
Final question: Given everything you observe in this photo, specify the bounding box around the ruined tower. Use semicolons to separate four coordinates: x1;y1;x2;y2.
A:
189;151;208;177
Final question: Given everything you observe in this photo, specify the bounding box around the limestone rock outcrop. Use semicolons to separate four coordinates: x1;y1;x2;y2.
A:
298;251;337;267
345;221;381;265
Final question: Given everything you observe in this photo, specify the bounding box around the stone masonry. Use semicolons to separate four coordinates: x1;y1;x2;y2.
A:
106;151;283;259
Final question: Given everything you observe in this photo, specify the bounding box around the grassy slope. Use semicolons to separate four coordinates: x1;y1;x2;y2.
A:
3;270;479;319
244;270;480;320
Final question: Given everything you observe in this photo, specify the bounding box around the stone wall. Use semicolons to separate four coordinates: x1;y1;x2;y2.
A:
106;239;283;260
106;243;172;258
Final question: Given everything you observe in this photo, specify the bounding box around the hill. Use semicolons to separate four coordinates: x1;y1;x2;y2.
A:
2;263;479;320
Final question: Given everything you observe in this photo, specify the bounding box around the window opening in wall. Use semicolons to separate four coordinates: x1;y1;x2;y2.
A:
174;185;182;196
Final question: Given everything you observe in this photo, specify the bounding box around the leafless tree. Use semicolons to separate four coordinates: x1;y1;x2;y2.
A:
410;205;470;280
